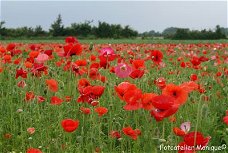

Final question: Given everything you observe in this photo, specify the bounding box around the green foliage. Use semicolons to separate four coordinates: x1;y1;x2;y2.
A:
0;15;138;39
162;27;178;38
172;25;226;40
49;14;65;37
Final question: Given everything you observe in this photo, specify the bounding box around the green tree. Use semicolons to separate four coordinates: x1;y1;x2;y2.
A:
215;25;226;39
110;24;122;39
34;25;46;36
121;25;138;38
49;14;64;36
173;28;190;40
70;20;93;37
162;27;178;38
0;21;7;38
94;21;113;38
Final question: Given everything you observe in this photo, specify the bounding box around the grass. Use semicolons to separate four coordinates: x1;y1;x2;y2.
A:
0;39;228;153
1;38;228;44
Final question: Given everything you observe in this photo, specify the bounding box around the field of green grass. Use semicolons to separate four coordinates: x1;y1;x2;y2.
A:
1;38;228;44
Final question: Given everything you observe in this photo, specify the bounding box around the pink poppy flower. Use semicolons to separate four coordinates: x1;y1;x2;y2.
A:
35;53;49;63
115;63;132;78
99;47;114;56
27;127;35;135
180;122;191;133
99;47;116;61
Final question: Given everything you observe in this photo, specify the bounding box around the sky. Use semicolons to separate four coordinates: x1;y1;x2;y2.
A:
0;0;227;33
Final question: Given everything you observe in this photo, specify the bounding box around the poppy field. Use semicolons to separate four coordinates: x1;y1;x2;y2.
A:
0;37;228;153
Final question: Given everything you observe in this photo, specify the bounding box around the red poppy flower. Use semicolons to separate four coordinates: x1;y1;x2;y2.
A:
123;89;142;110
89;68;101;80
216;71;222;77
80;107;91;115
61;119;79;132
91;100;99;106
114;82;137;100
132;59;145;69
162;84;188;105
64;43;82;57
50;96;63;105
199;56;209;62
223;116;228;125
24;61;33;68
150;95;179;121
0;67;3;73
95;107;108;117
122;126;141;140
190;74;198;81
46;79;58;92
92;86;105;97
3;54;12;63
180;62;186;68
37;96;45;103
75;59;87;66
64;96;71;102
151;95;174;109
110;130;121;139
99;55;110;69
16;68;27;79
90;55;97;61
17;80;26;88
26;148;42;153
6;43;16;51
223;110;228;125
65;36;78;44
78;78;90;89
154;77;166;89
141;93;157;110
183;132;211;148
25;91;35;101
77;84;105;104
129;69;144;79
173;127;186;136
190;56;201;66
31;63;48;77
180;81;198;93
150;50;163;64
14;58;21;65
44;50;53;56
29;51;39;59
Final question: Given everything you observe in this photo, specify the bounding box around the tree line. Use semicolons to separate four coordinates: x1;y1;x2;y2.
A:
0;14;227;40
0;14;138;39
141;26;227;40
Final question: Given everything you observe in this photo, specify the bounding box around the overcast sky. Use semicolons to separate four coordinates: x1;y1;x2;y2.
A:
0;1;227;32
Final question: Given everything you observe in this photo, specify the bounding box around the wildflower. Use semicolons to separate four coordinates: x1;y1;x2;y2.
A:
35;53;49;63
50;96;63;105
46;79;58;92
95;107;108;117
27;127;35;135
61;119;79;132
115;63;132;78
162;84;188;105
122;127;141;140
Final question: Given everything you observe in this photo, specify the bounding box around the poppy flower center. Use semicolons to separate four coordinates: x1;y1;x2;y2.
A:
120;65;127;71
173;91;178;97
